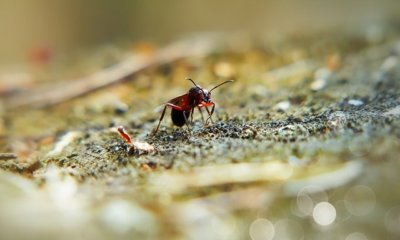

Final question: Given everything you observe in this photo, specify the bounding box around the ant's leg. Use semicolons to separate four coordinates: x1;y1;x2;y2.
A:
210;104;215;115
205;106;212;124
166;103;184;111
165;102;192;130
182;110;192;134
154;103;184;134
190;107;195;123
205;104;215;124
154;105;168;134
197;107;205;123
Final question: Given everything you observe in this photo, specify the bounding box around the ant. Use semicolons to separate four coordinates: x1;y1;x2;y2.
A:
154;78;234;134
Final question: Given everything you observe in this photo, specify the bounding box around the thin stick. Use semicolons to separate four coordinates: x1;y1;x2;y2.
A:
0;153;18;161
5;37;219;109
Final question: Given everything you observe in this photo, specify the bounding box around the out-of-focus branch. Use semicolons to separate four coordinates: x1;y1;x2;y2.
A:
4;36;221;109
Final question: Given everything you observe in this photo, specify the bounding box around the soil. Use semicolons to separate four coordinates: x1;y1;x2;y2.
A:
1;26;400;240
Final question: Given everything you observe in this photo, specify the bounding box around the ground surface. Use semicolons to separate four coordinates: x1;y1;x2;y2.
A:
1;26;400;240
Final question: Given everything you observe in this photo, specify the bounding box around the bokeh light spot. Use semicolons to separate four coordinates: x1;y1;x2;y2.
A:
384;206;400;236
313;202;336;226
249;218;275;240
296;185;328;216
344;185;376;216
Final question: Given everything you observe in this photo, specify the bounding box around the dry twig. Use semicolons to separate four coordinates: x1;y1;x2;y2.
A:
5;36;220;109
0;153;18;161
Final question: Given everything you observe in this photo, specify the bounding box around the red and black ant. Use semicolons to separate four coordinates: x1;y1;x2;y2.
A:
154;78;233;134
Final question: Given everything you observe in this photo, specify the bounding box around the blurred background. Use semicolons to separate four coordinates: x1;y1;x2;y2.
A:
1;1;400;240
0;0;399;66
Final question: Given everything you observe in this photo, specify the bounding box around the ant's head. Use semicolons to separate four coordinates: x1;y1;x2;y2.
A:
188;86;211;102
201;89;211;102
186;78;233;103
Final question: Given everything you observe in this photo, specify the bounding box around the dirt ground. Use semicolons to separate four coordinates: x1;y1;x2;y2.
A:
1;24;400;240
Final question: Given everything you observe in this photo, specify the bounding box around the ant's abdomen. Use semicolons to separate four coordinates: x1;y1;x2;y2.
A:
171;109;191;127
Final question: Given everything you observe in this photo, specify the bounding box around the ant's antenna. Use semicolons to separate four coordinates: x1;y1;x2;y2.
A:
186;77;200;88
209;80;234;92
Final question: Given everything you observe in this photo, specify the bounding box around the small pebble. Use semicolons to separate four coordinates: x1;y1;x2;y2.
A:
275;101;291;111
310;67;331;91
348;99;364;106
310;78;327;91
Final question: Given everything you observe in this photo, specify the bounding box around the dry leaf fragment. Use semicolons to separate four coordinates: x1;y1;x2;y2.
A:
116;126;155;155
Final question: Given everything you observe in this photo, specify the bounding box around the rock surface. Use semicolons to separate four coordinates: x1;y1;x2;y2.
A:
1;27;400;240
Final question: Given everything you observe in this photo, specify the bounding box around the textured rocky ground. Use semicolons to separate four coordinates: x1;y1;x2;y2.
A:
1;26;400;240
